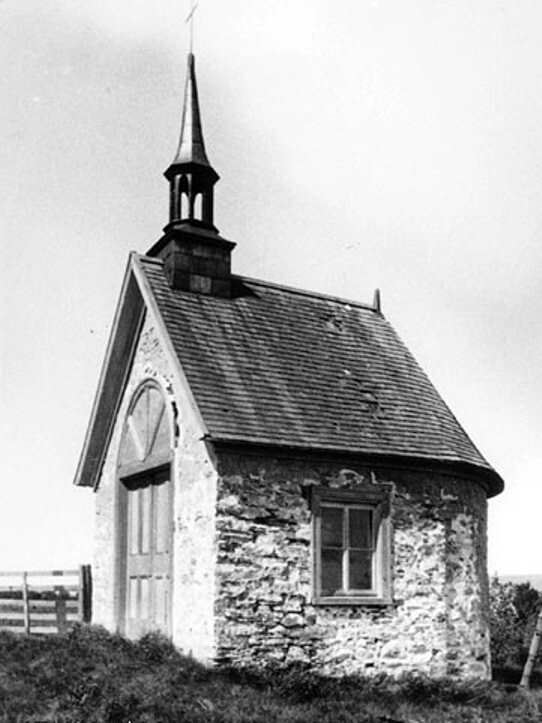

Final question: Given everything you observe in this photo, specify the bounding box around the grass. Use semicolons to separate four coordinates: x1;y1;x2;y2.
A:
0;625;540;722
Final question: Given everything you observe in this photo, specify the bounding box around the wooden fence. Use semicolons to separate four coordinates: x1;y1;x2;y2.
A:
0;566;92;634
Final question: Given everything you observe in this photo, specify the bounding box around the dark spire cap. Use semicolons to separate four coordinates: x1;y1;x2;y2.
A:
165;53;218;181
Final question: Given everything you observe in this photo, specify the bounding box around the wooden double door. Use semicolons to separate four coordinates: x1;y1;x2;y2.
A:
122;467;172;638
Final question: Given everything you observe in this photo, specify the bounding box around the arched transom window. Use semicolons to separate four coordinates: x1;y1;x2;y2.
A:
119;383;171;474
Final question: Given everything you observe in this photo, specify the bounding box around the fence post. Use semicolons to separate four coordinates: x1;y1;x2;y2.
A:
22;572;30;634
77;566;84;623
520;608;542;688
55;590;67;633
79;565;92;623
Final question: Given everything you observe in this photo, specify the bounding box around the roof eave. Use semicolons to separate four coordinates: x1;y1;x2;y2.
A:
207;436;504;498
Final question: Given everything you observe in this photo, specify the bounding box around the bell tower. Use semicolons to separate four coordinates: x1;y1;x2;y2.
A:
148;53;235;297
165;52;218;228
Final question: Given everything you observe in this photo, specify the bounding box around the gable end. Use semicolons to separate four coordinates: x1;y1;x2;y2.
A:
74;261;145;488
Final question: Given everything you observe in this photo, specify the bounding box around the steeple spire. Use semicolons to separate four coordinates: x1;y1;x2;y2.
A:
165;53;219;229
148;52;235;298
170;53;214;170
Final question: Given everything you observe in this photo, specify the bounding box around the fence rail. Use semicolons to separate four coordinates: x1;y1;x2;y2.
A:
0;566;92;634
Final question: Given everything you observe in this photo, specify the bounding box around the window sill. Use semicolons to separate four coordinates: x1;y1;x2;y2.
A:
312;596;393;607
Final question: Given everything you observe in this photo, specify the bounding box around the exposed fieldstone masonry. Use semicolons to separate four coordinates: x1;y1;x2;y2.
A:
93;314;490;678
214;455;490;678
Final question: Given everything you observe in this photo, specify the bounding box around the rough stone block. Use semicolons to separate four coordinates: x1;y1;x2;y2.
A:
281;613;305;628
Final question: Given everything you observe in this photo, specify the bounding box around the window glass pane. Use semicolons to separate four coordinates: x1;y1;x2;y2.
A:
349;508;372;549
141;486;151;554
321;506;343;547
129;490;140;554
321;548;343;596
349;550;373;590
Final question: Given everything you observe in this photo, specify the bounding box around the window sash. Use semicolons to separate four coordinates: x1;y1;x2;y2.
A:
309;481;393;604
319;502;376;596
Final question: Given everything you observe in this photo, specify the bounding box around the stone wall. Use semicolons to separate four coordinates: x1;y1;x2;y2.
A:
93;312;217;662
214;453;490;678
92;312;490;677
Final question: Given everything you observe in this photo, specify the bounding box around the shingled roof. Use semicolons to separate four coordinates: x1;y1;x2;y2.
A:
136;254;503;496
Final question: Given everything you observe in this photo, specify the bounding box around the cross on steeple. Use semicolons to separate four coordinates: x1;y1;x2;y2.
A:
185;1;198;54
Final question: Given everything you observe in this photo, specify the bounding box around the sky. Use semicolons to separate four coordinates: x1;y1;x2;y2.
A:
1;0;541;575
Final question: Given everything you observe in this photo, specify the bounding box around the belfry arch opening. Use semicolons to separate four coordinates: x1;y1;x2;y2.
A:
116;381;173;638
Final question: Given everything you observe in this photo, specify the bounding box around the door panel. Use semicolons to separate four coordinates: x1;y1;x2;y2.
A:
124;468;171;638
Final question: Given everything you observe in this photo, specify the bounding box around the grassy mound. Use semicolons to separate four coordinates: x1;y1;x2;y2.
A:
0;625;539;722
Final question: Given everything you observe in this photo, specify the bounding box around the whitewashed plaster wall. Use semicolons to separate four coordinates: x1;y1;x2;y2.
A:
92;311;218;662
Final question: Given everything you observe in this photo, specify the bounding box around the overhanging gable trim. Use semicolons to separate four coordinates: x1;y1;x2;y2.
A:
74;256;145;487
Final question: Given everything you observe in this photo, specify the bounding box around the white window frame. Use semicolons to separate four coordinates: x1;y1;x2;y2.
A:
311;485;392;605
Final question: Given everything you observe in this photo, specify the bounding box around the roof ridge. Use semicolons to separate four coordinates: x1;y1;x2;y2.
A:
137;253;381;312
236;273;380;312
136;252;163;265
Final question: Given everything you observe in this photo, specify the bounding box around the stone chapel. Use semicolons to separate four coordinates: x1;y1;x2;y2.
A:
75;52;504;678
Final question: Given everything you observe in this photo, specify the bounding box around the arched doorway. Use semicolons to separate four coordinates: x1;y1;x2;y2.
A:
117;382;173;638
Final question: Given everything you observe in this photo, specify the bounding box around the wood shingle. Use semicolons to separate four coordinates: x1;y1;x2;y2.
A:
137;254;503;496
